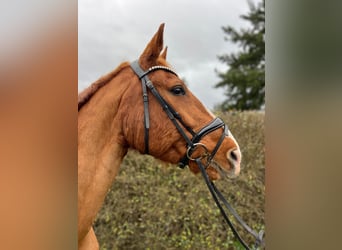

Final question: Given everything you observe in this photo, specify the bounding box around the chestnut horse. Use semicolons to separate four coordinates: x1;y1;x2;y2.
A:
78;24;242;250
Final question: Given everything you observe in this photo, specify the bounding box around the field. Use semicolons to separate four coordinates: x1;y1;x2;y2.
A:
94;111;265;249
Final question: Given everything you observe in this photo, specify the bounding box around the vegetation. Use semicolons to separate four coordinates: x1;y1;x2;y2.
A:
94;111;265;249
216;0;265;110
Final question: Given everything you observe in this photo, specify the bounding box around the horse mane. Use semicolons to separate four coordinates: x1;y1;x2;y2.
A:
78;62;130;111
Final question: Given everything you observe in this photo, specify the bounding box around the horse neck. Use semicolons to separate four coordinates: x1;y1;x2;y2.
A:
78;69;129;238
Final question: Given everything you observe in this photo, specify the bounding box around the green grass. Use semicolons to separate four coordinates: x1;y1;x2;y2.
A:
94;111;265;249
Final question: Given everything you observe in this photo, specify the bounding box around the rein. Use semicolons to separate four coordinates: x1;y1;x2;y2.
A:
196;158;265;249
130;60;264;249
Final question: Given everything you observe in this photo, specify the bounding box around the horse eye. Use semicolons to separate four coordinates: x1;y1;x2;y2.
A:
170;86;185;96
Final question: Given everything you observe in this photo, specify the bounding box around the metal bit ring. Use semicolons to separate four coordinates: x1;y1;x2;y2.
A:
186;143;209;161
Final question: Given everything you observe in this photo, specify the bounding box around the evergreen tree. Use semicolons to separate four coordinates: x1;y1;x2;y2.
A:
216;0;265;110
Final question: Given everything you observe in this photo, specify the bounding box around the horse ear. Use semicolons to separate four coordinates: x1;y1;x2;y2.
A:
139;23;165;69
160;46;168;60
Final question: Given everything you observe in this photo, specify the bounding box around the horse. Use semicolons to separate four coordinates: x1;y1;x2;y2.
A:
78;23;242;250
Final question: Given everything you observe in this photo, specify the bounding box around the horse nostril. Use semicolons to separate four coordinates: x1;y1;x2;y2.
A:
230;150;238;161
227;148;241;164
226;148;241;176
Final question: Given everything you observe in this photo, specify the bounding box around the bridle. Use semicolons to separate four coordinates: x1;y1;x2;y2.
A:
130;60;227;165
130;60;264;249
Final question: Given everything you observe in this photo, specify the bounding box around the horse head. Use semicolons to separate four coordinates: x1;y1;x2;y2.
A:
121;24;241;180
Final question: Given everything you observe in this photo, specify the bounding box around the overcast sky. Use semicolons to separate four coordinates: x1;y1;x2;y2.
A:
78;0;256;109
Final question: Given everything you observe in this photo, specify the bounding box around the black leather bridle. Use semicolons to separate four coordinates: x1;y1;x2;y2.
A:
130;60;264;249
130;60;227;166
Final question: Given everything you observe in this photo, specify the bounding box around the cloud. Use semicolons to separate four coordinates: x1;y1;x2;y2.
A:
78;0;253;109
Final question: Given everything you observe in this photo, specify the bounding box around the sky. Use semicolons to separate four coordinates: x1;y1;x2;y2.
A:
78;0;256;109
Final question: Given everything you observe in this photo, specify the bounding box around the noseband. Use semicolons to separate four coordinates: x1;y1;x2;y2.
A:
130;60;264;249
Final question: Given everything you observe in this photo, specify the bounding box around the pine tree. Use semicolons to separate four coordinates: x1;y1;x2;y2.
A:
216;0;265;110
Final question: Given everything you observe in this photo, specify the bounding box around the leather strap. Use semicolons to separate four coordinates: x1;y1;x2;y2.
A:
131;61;151;153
